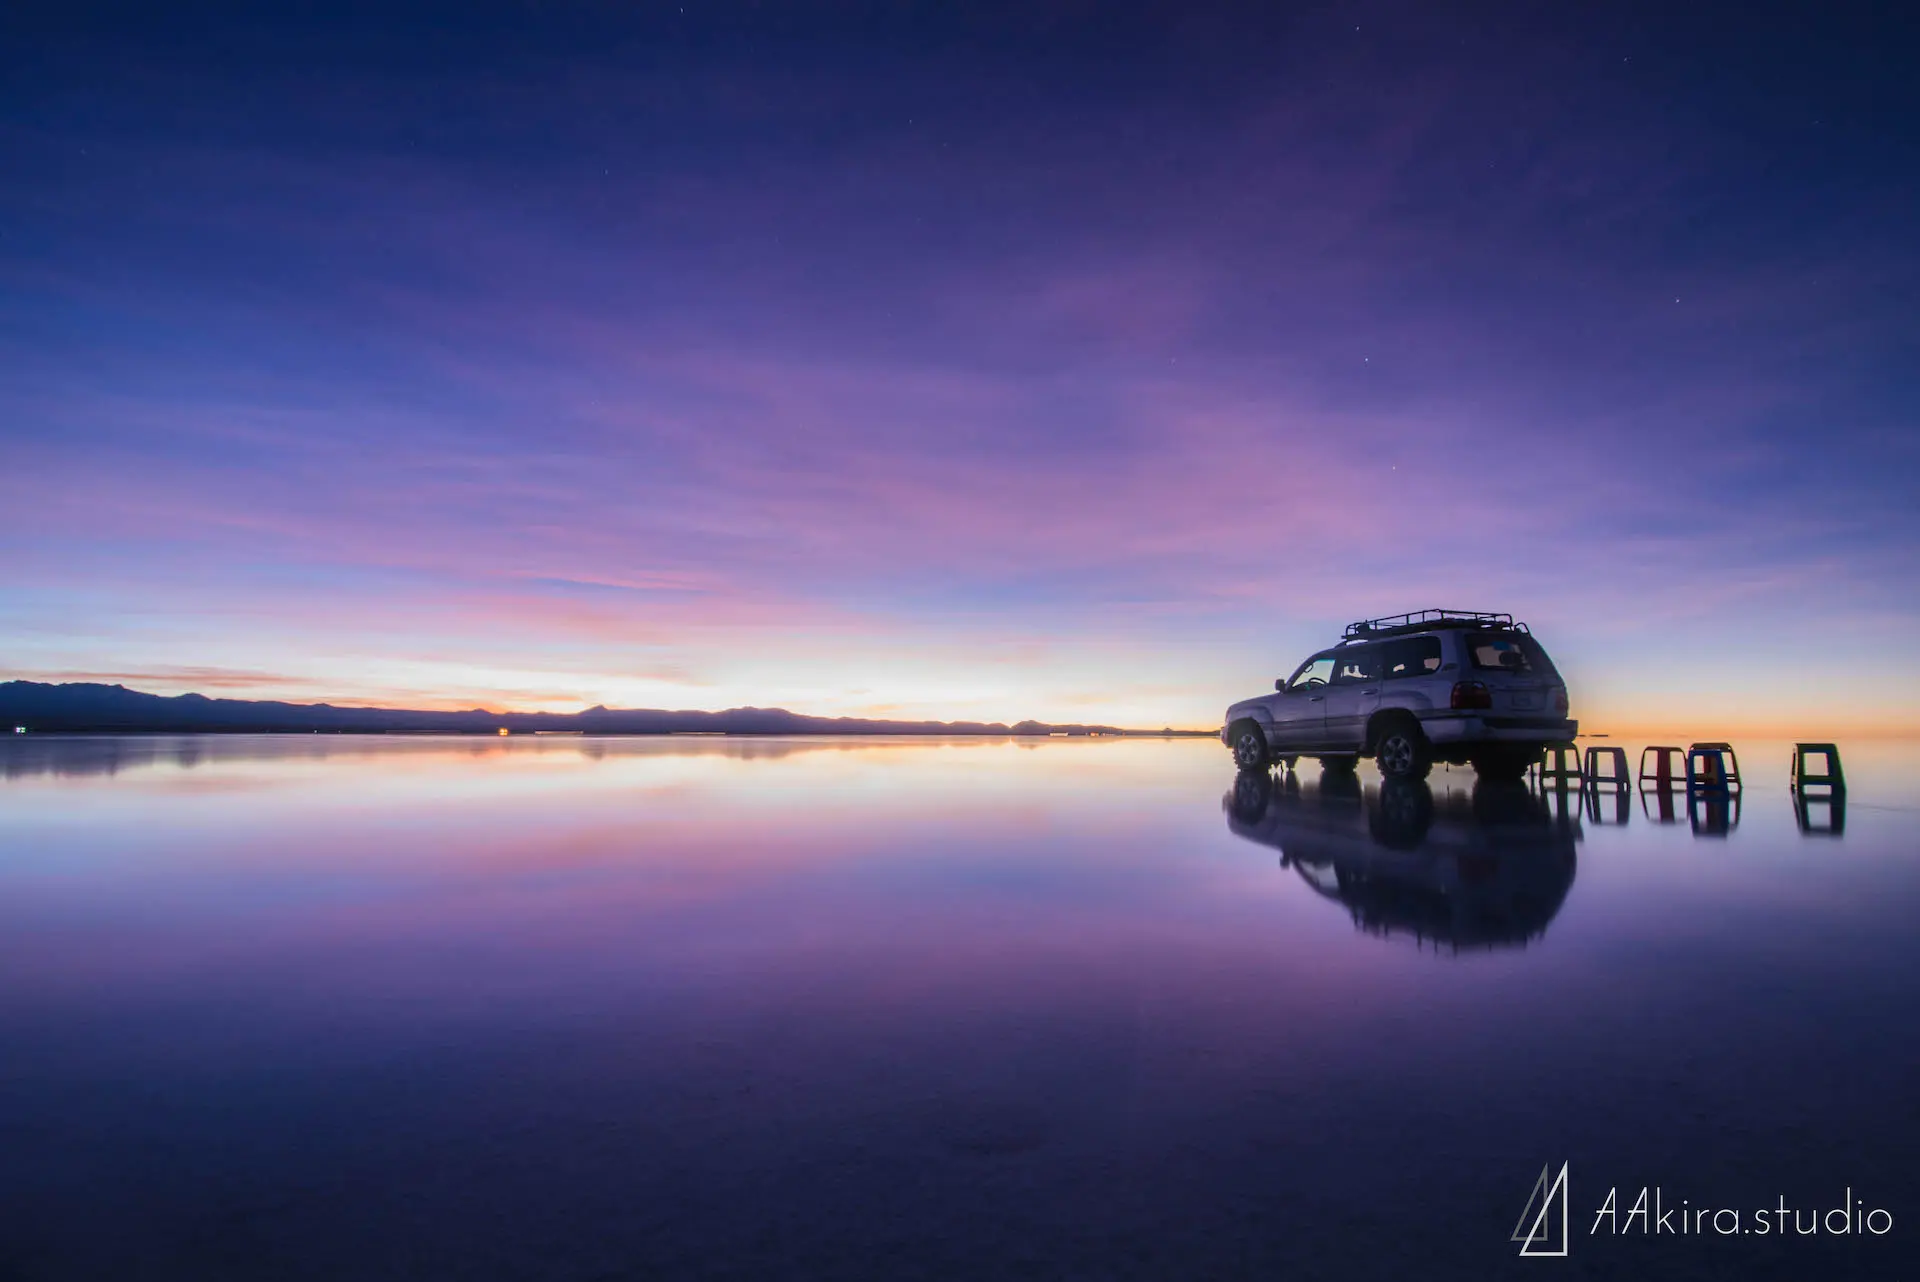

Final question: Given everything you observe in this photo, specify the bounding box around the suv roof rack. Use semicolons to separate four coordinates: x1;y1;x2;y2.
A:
1342;609;1522;642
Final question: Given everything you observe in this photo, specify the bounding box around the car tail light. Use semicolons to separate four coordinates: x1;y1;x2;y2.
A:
1553;688;1569;713
1450;680;1493;710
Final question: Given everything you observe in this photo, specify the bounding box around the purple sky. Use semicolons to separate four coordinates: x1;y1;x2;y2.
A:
4;3;1917;729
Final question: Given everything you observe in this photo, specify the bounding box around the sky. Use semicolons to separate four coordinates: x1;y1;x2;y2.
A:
3;1;1917;732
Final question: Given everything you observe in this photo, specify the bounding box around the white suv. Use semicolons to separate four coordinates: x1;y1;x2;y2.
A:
1221;610;1575;781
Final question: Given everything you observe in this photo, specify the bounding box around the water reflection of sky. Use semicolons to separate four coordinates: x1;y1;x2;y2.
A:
3;736;1918;1280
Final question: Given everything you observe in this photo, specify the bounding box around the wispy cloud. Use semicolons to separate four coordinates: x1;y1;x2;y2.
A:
2;16;1915;727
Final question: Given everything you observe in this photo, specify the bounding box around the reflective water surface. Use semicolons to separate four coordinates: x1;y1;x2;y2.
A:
3;735;1918;1280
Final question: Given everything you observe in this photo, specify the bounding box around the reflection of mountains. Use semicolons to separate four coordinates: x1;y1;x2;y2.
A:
0;736;221;780
1224;770;1579;954
0;732;994;780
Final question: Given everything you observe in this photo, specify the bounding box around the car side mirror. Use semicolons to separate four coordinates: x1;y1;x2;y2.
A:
1275;679;1286;692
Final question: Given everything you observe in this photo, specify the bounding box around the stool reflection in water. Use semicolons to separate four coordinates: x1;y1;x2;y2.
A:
1585;782;1630;825
1641;784;1681;824
1793;790;1845;836
1688;787;1741;837
1683;744;1742;836
1791;743;1846;837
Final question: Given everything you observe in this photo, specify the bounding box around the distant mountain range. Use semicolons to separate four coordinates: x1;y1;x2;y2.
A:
0;681;1201;737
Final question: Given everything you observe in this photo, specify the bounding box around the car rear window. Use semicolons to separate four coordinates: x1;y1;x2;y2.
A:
1467;632;1559;676
1379;636;1442;679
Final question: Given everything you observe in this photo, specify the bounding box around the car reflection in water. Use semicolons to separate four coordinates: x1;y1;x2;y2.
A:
1224;768;1579;954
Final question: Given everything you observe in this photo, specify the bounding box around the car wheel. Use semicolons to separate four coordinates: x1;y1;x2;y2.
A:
1372;718;1433;781
1229;721;1270;771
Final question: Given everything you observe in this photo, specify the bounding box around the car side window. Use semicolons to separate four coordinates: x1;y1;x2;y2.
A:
1468;632;1533;672
1288;656;1335;690
1329;648;1380;685
1380;636;1443;679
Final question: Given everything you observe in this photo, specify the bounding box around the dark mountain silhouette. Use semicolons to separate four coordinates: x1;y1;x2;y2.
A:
0;681;1203;737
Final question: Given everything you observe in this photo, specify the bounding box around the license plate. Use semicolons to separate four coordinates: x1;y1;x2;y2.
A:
1513;695;1538;710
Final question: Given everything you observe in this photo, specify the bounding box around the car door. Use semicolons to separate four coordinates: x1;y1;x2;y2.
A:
1322;646;1382;751
1271;654;1335;749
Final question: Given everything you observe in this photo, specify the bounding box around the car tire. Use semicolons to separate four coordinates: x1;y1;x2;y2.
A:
1372;717;1433;781
1229;720;1270;771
